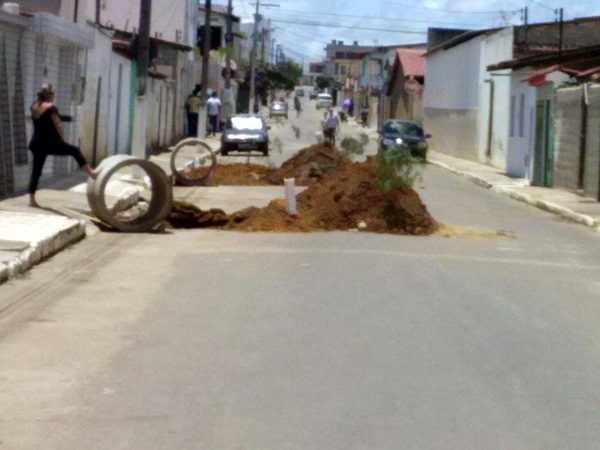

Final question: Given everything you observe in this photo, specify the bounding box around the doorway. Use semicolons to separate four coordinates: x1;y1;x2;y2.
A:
531;86;554;187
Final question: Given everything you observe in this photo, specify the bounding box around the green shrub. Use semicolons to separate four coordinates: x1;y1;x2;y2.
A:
339;133;369;159
375;145;424;193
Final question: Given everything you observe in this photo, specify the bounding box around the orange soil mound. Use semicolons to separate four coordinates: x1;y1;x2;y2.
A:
210;163;272;186
262;142;350;186
166;145;438;235
167;201;229;228
202;142;347;186
226;158;438;235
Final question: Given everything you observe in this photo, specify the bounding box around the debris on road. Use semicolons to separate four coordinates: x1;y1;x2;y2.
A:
167;201;229;228
209;142;349;186
210;163;272;186
166;145;439;234
225;157;438;235
263;142;350;185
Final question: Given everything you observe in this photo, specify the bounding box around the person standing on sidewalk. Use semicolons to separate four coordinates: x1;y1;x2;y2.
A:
207;91;221;137
27;83;98;208
321;107;340;146
185;93;200;136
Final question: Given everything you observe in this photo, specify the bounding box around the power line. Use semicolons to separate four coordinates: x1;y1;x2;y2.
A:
275;27;329;46
272;33;326;59
381;0;519;15
281;45;322;60
156;1;182;37
526;0;559;13
269;18;427;35
266;8;489;29
274;41;325;61
238;0;250;20
276;44;325;60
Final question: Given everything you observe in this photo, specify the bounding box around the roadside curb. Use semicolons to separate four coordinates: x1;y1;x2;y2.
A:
428;159;600;233
0;216;86;283
491;186;600;231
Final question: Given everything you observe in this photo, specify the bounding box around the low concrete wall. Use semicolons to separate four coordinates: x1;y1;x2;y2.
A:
584;85;600;199
423;107;479;161
554;87;583;191
554;84;600;198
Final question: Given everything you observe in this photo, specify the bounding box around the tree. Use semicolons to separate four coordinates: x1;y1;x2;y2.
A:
239;60;303;107
268;61;303;91
315;75;331;91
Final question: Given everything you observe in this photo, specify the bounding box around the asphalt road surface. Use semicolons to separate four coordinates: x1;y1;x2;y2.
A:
219;87;378;167
1;90;600;449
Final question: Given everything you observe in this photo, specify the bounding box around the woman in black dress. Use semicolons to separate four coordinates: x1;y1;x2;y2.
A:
28;83;98;207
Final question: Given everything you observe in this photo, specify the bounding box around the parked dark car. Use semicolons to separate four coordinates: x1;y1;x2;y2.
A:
309;89;318;100
295;89;305;97
221;114;269;156
269;101;288;119
377;119;430;159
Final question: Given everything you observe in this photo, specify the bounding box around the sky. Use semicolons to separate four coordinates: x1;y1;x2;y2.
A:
216;0;600;68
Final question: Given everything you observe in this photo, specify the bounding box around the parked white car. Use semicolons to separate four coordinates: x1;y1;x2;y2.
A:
316;93;333;109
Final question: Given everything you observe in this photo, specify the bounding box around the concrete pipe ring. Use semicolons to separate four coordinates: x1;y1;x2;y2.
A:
170;138;217;186
87;155;173;232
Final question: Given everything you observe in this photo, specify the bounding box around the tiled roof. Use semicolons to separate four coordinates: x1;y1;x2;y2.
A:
397;48;425;77
578;65;600;76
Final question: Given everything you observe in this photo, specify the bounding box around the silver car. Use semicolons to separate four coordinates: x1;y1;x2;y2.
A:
269;101;288;119
221;114;269;157
316;93;333;109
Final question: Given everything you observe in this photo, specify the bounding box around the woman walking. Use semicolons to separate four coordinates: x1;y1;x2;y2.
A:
28;83;98;207
294;94;302;117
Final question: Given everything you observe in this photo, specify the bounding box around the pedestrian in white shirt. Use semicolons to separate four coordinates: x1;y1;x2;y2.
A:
321;107;340;145
207;92;221;136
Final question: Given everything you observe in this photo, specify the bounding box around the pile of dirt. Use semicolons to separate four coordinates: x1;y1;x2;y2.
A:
208;142;350;187
225;157;438;235
262;142;351;185
210;163;272;186
167;201;229;228
167;154;438;235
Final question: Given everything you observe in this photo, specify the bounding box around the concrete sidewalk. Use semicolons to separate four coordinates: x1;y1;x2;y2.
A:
427;150;600;231
2;143;600;283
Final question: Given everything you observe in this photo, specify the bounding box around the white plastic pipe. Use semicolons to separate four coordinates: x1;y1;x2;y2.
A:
284;178;297;216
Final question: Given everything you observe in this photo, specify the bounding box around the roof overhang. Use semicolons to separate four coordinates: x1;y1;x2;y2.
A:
28;12;94;48
100;25;193;52
520;65;579;86
488;44;600;72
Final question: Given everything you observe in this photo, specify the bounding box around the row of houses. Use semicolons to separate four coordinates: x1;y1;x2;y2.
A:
425;17;600;200
304;40;427;130
0;0;255;198
311;16;600;201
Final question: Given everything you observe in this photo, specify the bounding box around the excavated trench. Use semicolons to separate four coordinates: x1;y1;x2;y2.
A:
165;142;440;235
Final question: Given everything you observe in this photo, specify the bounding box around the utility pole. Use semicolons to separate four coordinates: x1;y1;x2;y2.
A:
95;0;100;25
248;1;260;114
132;0;151;159
260;28;266;64
137;0;151;96
223;0;234;118
558;7;564;59
270;38;275;65
522;7;528;47
249;0;279;113
197;0;212;138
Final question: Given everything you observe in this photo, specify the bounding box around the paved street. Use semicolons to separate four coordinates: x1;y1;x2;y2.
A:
1;95;600;448
209;89;379;167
